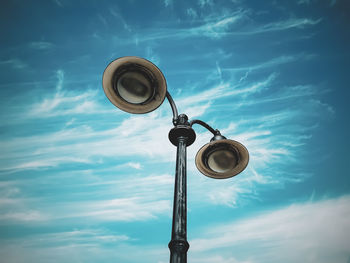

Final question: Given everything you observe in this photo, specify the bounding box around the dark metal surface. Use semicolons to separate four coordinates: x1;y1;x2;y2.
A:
169;114;196;146
189;119;218;135
169;136;190;263
166;91;179;125
210;133;227;142
168;114;195;263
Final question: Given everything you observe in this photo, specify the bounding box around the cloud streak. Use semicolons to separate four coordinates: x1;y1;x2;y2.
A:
0;57;330;213
0;59;27;69
29;41;55;50
190;195;350;263
115;13;321;45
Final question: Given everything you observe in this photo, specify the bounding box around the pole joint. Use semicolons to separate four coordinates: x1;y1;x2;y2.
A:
168;239;190;254
168;114;196;146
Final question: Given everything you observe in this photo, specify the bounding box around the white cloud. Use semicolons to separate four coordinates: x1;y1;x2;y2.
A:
190;12;245;38
164;0;173;7
0;67;320;213
29;41;55;50
330;0;337;6
178;73;276;107
126;15;321;44
0;197;21;206
0;238;168;263
0;59;27;69
126;162;142;169
57;197;171;222
190;255;251;263
1;55;329;212
28;70;110;117
115;9;247;42
187;8;198;19
1;73;276;172
145;45;160;66
5;197;347;263
0;228;133;263
198;0;213;8
253;18;322;34
30;229;130;244
189;195;350;263
0;173;174;224
0;210;49;222
297;0;312;5
225;55;297;73
109;8;132;32
52;0;63;7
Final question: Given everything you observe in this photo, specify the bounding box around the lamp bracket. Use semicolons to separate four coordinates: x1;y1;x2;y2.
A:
190;119;224;137
166;91;179;125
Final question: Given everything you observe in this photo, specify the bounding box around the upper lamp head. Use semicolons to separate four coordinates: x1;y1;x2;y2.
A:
195;138;249;179
102;56;167;114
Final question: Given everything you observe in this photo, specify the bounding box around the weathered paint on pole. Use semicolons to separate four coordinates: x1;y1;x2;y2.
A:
169;136;189;263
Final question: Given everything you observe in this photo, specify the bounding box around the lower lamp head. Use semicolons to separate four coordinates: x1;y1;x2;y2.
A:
195;139;249;179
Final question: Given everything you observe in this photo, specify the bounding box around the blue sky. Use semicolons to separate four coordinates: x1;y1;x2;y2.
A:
0;0;349;262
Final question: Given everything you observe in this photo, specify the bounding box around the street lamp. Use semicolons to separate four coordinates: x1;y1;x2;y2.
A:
103;56;249;263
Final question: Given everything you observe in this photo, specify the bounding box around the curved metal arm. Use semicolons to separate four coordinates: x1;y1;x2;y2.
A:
189;119;220;136
166;91;179;125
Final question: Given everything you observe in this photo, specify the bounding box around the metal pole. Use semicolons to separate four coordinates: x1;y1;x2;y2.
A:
168;136;190;263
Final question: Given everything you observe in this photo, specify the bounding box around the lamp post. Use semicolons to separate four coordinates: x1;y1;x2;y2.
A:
102;56;249;263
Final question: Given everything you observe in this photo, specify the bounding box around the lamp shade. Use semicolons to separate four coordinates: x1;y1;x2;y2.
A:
195;139;249;179
102;56;167;114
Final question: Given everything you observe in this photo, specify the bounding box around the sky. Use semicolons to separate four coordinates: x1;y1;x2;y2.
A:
0;0;349;262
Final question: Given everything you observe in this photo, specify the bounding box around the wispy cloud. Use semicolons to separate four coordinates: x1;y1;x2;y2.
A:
27;70;109;117
190;255;250;263
0;74;274;172
126;162;142;170
223;55;298;72
178;73;276;107
167;53;308;78
0;172;174;225
197;17;322;37
0;210;49;222
0;1;343;263
109;8;132;32
114;9;248;43
198;0;213;8
145;45;161;66
297;0;312;4
0;51;331;214
0;228;134;263
26;229;130;245
0;59;27;69
52;0;63;7
190;195;350;263
259;17;322;31
0;234;168;263
187;8;198;19
0;183;49;223
8;198;347;262
63;197;171;222
0;66;325;214
122;13;320;44
187;10;247;38
164;0;173;7
29;41;55;50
